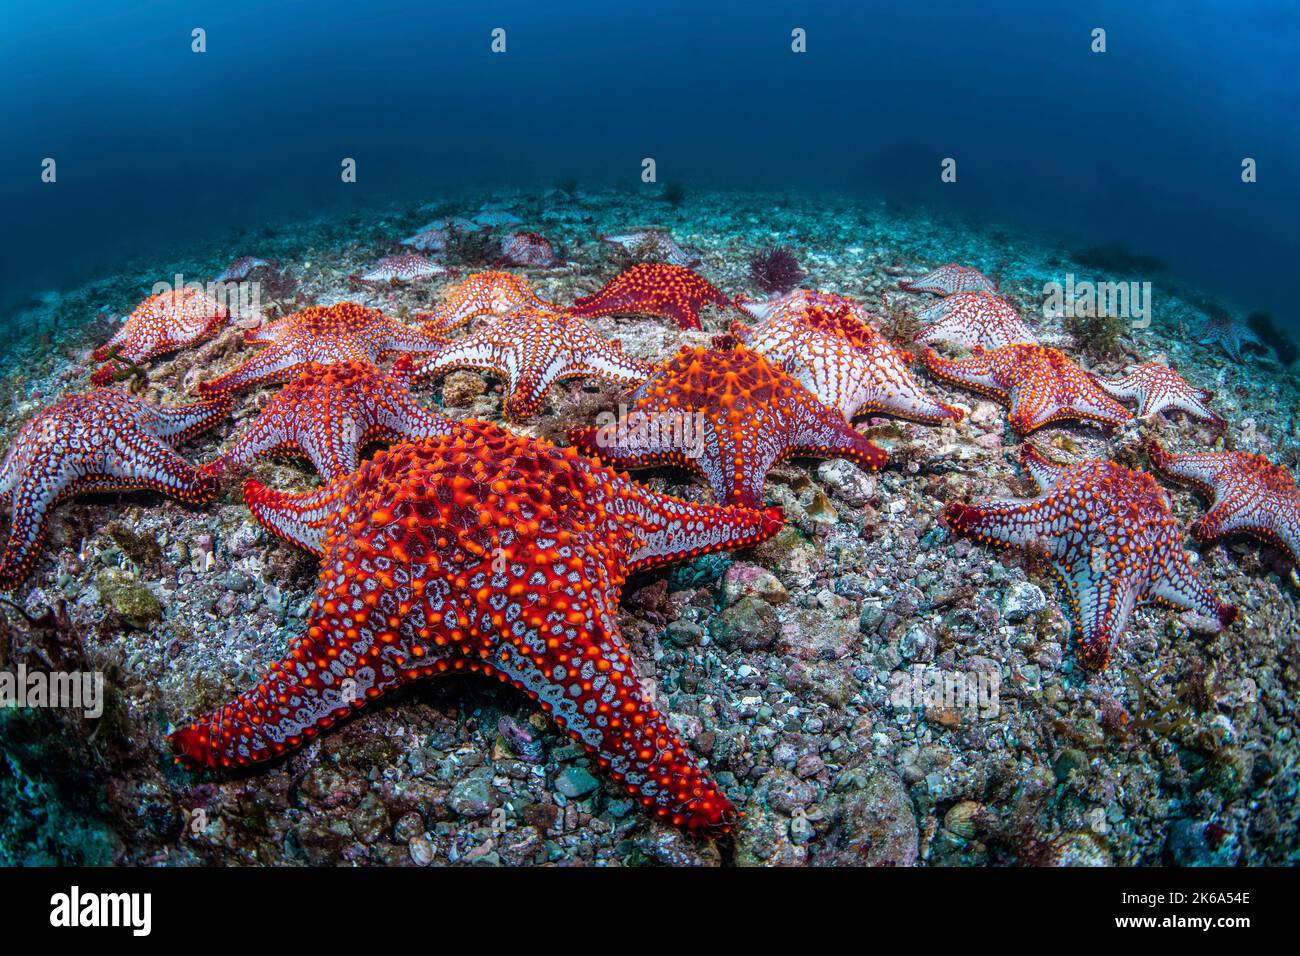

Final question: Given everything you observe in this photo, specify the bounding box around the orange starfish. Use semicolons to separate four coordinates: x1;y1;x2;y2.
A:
923;343;1132;434
567;263;730;330
91;288;228;385
417;271;549;337
172;422;784;833
571;339;887;507
197;302;441;396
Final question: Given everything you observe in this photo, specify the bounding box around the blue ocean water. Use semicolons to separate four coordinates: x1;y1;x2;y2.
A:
2;0;1297;329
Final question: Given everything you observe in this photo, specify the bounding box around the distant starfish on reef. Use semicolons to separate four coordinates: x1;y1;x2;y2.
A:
914;291;1038;350
400;224;451;253
417;271;549;337
1198;312;1266;362
1095;363;1225;428
219;357;452;481
567;263;730;331
499;231;564;268
171;422;784;833
923;343;1133;434
197;302;442;396
91;287;228;386
570;339;888;508
943;443;1237;670
410;304;654;420
1148;440;1300;569
598;230;699;267
900;263;997;295
0;389;228;588
350;254;449;286
732;301;961;424
214;256;270;282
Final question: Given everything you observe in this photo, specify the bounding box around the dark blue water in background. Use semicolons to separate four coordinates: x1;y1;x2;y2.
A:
2;0;1297;330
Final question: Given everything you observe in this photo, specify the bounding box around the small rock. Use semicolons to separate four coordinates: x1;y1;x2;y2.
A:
95;568;162;629
1001;580;1046;622
554;766;599;799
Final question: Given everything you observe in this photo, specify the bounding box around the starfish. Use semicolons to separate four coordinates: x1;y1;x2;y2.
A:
90;287;228;386
1096;363;1225;428
598;230;699;267
349;254;449;286
214;256;270;282
943;443;1237;670
570;340;888;508
914;291;1038;350
499;231;563;268
410;305;654;420
219;357;453;481
567;263;731;331
732;303;961;425
900;263;997;296
171;422;784;833
400;224;451;253
1198;312;1266;362
922;343;1133;434
417;271;549;337
472;209;524;229
734;289;874;327
197;302;443;396
1148;441;1300;569
0;389;228;588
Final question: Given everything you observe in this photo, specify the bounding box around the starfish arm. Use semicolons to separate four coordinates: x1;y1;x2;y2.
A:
922;349;1006;401
242;479;345;556
1094;373;1140;404
410;335;500;382
198;343;302;396
485;607;736;832
1058;390;1134;430
855;370;963;424
0;452;82;587
244;318;291;345
1146;441;1231;499
377;318;443;356
1056;562;1141;671
222;407;307;473
1148;556;1238;626
91;322;144;363
942;497;1055;551
102;429;222;502
621;481;784;571
132;395;231;444
787;411;889;477
1018;443;1071;493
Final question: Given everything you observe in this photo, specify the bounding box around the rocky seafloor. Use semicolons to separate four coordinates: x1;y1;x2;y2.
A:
1;186;1297;867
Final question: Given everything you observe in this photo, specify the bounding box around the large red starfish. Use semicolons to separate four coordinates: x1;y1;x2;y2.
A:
218;357;452;481
570;340;888;508
197;302;442;396
944;444;1237;670
1096;363;1225;428
923;343;1133;434
417;271;549;337
0;389;228;587
171;423;784;833
1148;441;1300;569
567;263;731;331
411;304;654;420
731;298;961;425
900;263;997;295
91;287;228;386
914;291;1038;350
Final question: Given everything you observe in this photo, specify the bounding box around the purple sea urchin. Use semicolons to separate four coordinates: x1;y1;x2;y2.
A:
748;245;804;294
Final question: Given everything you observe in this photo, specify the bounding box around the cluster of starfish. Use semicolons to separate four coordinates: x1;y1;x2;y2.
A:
898;262;1292;672
1;238;1290;842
